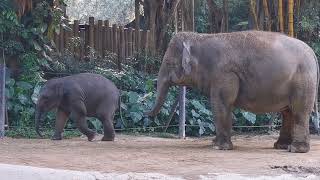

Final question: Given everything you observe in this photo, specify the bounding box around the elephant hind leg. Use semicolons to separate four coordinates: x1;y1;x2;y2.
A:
99;107;116;141
75;115;96;141
288;112;311;153
71;112;95;141
287;87;314;153
71;101;96;141
274;109;293;149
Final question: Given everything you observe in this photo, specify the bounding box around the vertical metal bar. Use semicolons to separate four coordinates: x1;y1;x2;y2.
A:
0;33;6;138
178;86;186;139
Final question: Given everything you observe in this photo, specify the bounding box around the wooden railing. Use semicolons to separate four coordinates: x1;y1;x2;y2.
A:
54;17;151;61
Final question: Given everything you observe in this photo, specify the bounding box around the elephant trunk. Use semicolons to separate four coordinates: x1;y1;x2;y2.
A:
35;108;45;137
146;78;170;117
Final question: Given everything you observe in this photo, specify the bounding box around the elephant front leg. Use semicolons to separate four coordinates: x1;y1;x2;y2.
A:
274;109;292;149
212;104;234;150
52;109;70;140
211;76;238;150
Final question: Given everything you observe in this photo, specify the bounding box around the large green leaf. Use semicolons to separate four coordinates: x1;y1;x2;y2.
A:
88;118;103;131
130;112;143;123
197;119;205;136
191;109;200;118
127;91;140;103
191;100;205;110
16;81;33;90
160;108;169;116
5;78;15;86
31;84;42;104
242;111;256;124
18;94;28;105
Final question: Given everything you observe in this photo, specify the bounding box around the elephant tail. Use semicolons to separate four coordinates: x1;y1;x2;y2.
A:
313;52;319;135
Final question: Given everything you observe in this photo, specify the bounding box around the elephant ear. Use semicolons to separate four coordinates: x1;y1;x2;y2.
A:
182;41;195;75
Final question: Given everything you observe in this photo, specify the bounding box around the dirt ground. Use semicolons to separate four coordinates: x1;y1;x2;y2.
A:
0;133;320;179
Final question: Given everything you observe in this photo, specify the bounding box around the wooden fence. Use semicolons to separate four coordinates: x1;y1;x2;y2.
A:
54;17;151;64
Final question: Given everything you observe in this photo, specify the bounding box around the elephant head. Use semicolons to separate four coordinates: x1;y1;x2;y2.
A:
35;79;64;137
146;33;200;117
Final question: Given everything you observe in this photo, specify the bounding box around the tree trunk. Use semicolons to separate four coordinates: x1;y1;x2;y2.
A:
182;0;195;31
249;0;259;30
288;0;294;37
278;0;284;32
295;0;301;38
207;0;223;33
222;0;229;32
257;0;264;30
14;0;33;19
143;0;181;53
263;0;271;31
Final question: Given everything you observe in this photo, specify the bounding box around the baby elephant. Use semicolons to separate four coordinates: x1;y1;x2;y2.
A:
35;73;119;141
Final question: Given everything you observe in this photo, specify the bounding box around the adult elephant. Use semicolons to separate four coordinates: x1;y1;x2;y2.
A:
35;73;119;141
146;31;319;153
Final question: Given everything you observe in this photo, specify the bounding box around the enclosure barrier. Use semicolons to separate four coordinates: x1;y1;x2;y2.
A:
53;17;152;66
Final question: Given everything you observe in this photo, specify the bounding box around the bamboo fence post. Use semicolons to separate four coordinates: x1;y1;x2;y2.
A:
94;23;98;53
85;24;90;58
108;23;113;53
124;28;128;58
118;26;125;70
146;30;150;53
128;27;133;57
73;20;80;59
80;28;85;60
98;20;103;56
139;29;145;51
89;17;95;52
103;20;109;56
135;29;140;54
112;24;118;53
140;30;146;51
132;29;136;54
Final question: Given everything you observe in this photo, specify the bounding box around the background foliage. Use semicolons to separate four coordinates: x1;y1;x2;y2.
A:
1;0;320;138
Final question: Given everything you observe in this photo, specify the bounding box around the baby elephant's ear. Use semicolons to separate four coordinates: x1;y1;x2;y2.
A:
182;41;192;74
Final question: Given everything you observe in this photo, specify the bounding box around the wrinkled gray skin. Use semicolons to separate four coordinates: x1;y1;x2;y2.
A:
35;73;119;141
146;31;319;153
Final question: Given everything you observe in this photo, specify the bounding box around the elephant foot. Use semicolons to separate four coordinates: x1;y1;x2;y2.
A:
274;139;291;149
87;132;96;142
101;135;115;141
213;140;233;150
51;135;62;140
288;141;310;153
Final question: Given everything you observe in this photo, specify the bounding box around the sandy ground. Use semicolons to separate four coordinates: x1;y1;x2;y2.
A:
0;134;320;179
